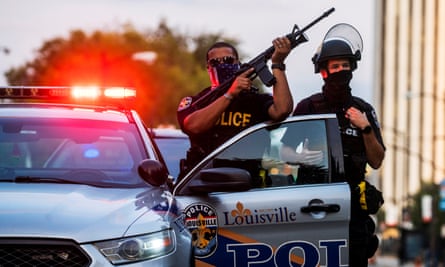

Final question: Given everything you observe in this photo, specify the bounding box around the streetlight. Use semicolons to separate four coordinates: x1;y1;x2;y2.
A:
132;51;157;65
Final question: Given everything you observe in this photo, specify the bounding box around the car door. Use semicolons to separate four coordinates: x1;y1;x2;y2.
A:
174;114;350;267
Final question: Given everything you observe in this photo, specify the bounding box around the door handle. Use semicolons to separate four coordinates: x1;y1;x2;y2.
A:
301;203;340;213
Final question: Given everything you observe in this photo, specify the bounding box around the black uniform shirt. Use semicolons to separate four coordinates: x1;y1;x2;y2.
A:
282;92;385;184
177;87;273;157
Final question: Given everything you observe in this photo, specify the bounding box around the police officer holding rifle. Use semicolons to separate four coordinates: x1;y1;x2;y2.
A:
177;39;292;176
176;8;334;178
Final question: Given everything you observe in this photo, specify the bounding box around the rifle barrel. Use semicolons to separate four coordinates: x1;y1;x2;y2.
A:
298;7;335;35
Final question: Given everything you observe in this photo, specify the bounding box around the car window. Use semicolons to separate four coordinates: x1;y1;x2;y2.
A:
0;118;147;186
206;119;329;188
152;129;190;179
154;136;189;178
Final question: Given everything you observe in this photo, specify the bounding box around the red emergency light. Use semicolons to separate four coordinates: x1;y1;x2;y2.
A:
0;86;136;108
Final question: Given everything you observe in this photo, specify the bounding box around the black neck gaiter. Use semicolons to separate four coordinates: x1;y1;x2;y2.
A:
322;70;353;109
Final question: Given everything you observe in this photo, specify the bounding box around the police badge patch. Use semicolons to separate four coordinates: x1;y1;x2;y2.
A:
178;96;192;111
183;203;218;258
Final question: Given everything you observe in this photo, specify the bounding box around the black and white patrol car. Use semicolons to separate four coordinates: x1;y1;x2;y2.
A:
0;86;352;266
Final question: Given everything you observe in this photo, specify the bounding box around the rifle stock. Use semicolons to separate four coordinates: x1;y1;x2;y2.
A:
191;7;335;110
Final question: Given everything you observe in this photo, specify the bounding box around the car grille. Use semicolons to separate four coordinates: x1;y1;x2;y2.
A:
0;239;91;267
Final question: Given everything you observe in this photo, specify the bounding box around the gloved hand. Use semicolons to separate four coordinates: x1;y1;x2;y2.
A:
292;138;323;165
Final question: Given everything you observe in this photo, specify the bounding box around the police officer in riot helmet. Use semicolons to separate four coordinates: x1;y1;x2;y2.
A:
313;38;360;106
281;24;385;266
177;38;294;178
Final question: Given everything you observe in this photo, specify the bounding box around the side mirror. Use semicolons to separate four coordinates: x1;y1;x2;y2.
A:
138;159;168;186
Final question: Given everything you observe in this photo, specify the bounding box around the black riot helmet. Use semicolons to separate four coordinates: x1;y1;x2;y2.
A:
312;23;363;73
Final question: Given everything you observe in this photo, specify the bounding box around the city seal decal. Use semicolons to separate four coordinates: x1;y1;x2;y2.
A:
183;203;218;258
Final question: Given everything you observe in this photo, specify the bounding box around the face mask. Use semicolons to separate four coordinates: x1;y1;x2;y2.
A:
208;63;240;88
323;70;353;106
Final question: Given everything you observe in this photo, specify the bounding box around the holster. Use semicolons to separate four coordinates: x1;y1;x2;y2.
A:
355;180;384;215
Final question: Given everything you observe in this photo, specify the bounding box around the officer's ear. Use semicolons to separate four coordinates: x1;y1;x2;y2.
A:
320;69;328;79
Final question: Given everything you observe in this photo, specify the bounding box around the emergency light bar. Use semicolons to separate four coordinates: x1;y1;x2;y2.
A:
0;86;136;107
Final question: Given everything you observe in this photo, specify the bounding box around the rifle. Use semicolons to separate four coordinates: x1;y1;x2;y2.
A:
191;7;335;110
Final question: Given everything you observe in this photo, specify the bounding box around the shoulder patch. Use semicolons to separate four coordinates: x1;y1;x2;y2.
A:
371;109;381;128
178;96;193;111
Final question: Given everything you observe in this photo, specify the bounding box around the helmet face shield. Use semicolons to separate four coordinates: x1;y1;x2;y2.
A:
312;23;363;73
323;23;363;56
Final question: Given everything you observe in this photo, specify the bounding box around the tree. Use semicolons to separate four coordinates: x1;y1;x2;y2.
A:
406;181;445;263
5;21;240;127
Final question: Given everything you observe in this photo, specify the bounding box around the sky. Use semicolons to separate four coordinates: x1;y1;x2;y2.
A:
0;0;376;104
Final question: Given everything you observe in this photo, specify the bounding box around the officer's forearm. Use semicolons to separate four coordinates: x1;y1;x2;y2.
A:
268;69;293;121
184;94;232;134
363;132;385;169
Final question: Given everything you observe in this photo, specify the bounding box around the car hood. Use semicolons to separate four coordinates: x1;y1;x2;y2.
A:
0;183;175;242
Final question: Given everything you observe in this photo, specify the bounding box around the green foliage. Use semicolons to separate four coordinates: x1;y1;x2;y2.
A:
4;21;240;127
408;181;445;236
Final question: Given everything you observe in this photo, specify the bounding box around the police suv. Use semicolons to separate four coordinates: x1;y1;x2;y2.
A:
0;86;351;267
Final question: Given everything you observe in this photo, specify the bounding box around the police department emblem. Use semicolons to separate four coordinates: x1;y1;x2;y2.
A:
184;203;218;258
178;96;192;111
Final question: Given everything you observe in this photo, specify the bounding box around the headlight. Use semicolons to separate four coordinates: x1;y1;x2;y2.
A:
94;229;175;264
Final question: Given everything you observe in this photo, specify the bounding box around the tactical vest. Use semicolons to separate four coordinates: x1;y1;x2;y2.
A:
308;93;369;185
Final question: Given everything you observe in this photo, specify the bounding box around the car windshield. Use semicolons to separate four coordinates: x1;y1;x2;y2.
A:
0;117;147;187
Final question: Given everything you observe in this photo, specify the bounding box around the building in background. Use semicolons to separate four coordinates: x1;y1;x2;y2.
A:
375;0;445;227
